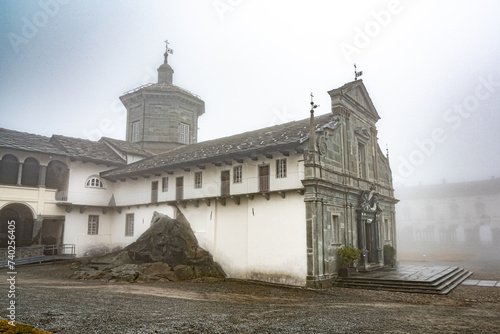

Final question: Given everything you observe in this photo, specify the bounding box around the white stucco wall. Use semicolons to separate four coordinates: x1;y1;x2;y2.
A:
179;191;307;286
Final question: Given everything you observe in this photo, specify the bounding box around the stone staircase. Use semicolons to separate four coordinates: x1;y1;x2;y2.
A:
335;265;473;295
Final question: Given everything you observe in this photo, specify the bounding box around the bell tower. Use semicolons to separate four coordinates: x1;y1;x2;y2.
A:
120;41;205;153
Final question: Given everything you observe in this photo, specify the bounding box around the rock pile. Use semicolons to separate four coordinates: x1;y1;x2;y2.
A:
72;211;226;282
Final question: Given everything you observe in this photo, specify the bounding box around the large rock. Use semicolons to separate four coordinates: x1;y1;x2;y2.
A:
73;211;226;282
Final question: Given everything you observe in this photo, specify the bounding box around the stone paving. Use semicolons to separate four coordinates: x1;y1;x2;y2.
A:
462;279;500;287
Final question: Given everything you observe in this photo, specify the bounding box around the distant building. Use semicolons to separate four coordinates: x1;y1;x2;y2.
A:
0;44;397;288
396;178;500;248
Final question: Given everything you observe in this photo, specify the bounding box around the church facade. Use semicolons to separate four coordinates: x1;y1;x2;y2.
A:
0;45;397;288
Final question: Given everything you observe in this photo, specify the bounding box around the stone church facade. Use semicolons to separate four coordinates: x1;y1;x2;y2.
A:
0;45;397;288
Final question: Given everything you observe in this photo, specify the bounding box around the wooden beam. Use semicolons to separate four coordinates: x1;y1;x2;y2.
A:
262;193;270;200
203;198;211;206
177;201;186;208
167;171;174;175
197;165;206;170
246;194;254;200
236;158;244;163
214;162;222;166
183;168;191;172
79;206;87;214
231;196;240;205
65;205;73;213
280;150;290;156
278;191;286;199
114;207;122;214
251;156;258;161
217;197;226;206
297;189;305;195
190;199;199;208
102;207;108;214
265;153;273;159
224;161;233;166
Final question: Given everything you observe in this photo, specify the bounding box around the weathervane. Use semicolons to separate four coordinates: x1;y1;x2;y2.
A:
354;63;363;80
164;40;174;55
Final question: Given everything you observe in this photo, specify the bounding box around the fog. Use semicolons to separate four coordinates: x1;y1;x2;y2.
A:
1;1;499;188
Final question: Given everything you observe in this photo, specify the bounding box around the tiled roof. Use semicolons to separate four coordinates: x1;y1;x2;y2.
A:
101;113;337;179
100;137;154;157
0;128;125;166
51;135;125;166
0;128;66;155
396;178;500;199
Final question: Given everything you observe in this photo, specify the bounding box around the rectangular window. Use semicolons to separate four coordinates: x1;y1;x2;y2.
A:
151;181;158;203
179;123;190;144
162;176;168;192
194;172;203;189
131;121;141;142
125;214;134;237
276;158;287;178
88;215;99;235
332;215;344;244
233;165;242;183
358;143;366;178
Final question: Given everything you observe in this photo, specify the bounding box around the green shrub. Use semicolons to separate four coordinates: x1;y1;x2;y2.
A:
338;245;362;268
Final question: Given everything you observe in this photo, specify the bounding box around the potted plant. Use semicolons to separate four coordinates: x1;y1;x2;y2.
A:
338;245;362;277
383;244;396;267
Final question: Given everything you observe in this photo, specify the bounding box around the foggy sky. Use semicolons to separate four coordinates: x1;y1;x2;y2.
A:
1;0;500;188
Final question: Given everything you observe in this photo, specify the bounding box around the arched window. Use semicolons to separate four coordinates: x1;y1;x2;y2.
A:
21;157;40;187
0;154;19;185
86;176;104;188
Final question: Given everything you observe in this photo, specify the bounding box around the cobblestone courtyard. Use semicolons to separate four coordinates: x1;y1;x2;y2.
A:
1;252;500;334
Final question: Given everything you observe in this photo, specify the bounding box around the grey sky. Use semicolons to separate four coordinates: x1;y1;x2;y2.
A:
1;0;499;187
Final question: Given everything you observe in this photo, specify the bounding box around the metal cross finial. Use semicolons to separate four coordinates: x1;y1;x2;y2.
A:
310;93;318;111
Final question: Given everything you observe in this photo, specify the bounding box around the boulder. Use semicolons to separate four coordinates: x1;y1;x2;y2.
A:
73;211;226;282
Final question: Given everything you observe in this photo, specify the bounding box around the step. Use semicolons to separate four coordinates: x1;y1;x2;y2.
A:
335;266;473;295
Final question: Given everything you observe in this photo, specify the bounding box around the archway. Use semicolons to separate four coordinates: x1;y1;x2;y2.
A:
0;154;19;185
0;203;34;248
21;157;40;187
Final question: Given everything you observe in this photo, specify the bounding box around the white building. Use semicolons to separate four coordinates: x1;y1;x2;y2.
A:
0;45;397;288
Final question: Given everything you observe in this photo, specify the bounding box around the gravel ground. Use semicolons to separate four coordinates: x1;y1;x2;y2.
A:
1;258;499;334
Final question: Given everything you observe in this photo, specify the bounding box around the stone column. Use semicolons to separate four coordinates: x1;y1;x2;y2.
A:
38;165;46;187
32;217;43;244
357;212;368;269
16;163;23;186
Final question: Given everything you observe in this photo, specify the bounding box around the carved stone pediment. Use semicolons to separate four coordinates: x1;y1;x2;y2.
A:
354;127;371;141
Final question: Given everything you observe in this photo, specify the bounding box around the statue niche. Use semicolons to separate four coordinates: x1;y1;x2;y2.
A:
359;185;383;213
357;184;383;269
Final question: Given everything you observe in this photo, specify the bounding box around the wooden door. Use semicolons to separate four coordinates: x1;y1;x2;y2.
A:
259;165;270;192
176;177;183;200
151;181;158;203
221;170;230;196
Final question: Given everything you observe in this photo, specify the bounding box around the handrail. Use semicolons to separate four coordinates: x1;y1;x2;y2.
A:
0;244;76;262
